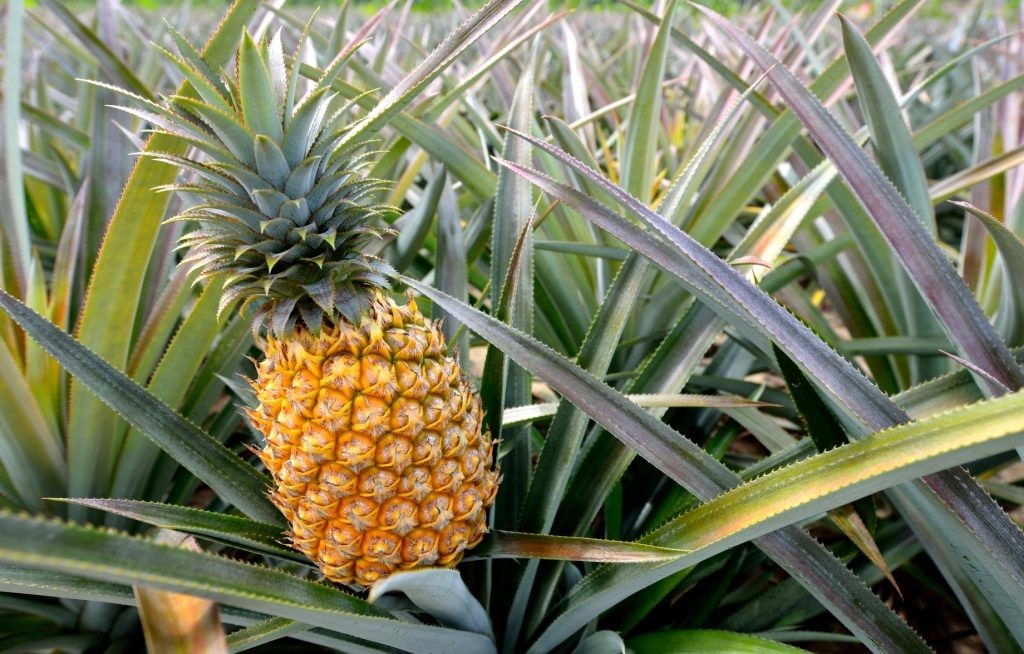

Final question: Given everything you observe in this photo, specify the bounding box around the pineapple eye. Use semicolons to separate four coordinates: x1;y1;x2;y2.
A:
321;524;362;561
357;467;400;503
430;459;463;491
351;394;391;436
402;529;440;565
438;521;471;558
362;529;402;563
335;432;375;471
316;462;357;494
378;497;419;535
387;398;423;440
418;492;455;530
375;434;415;468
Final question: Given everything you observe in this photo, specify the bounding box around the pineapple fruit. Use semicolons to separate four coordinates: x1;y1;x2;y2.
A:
248;292;498;586
134;29;499;587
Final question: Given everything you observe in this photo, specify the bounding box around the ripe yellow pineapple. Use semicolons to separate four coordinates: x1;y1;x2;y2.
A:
132;28;499;587
248;292;498;585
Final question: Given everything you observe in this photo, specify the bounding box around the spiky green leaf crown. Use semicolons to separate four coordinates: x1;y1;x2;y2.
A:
127;27;397;335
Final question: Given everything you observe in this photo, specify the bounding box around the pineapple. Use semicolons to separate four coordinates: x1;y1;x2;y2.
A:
130;28;499;587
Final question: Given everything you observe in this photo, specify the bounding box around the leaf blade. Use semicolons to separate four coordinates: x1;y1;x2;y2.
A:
402;277;929;654
0;512;494;654
697;5;1024;395
64;0;262;519
0;291;281;525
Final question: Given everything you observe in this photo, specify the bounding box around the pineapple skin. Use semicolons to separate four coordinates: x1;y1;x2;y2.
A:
247;292;499;587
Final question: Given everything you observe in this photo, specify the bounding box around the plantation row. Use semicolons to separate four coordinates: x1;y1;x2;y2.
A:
1;1;1023;652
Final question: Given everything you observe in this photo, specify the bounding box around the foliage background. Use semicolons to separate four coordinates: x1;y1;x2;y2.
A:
2;0;1024;652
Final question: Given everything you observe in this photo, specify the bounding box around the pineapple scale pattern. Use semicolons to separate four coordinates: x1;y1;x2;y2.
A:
248;293;499;586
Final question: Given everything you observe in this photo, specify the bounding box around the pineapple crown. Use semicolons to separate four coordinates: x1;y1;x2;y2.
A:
120;26;397;335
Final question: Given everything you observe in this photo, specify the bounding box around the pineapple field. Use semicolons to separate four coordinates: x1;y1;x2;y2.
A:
2;0;1024;652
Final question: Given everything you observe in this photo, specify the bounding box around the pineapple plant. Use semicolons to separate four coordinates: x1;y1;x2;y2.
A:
3;1;1024;652
134;29;499;587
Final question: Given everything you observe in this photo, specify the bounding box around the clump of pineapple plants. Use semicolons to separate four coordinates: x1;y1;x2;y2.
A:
1;0;1024;652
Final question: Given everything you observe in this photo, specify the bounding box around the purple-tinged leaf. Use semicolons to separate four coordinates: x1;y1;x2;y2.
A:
953;201;1024;347
495;135;1024;646
695;5;1024;396
493;146;905;432
402;278;929;654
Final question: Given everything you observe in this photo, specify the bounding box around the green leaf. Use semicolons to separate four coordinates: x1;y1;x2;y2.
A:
697;6;1024;395
842;336;952;356
281;89;329;168
335;0;526;153
515;74;776;628
0;588;76;627
531;389;1024;653
58;499;299;562
620;0;679;201
175;97;257;168
0;291;281;525
533;76;805;607
675;0;924;251
0;512;494;654
622;0;776;123
391;167;446;271
24;261;56;421
899;349;1024;420
954;201;1024;347
722;396;796;452
573;631;626;654
64;0;261;522
493;142;901;428
0;337;65;511
434;176;469;358
930;144;1024;205
533;241;626;260
913;73;1024;151
501;133;1024;642
841;15;931;231
1;0;29;297
489;40;536;538
182;310;252;420
303;68;496;201
111;276;232;502
238;31;283;143
0;564;396;653
628;630;811;653
773;344;848;453
0;562;135;606
20;100;89;148
36;0;156;101
426;10;570;120
46;171;88;333
774;344;892;586
402;278;928;654
226;617;308;653
840;12;946;383
0;633;104;653
485;53;540;636
502;395;770;427
509;56;773;645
